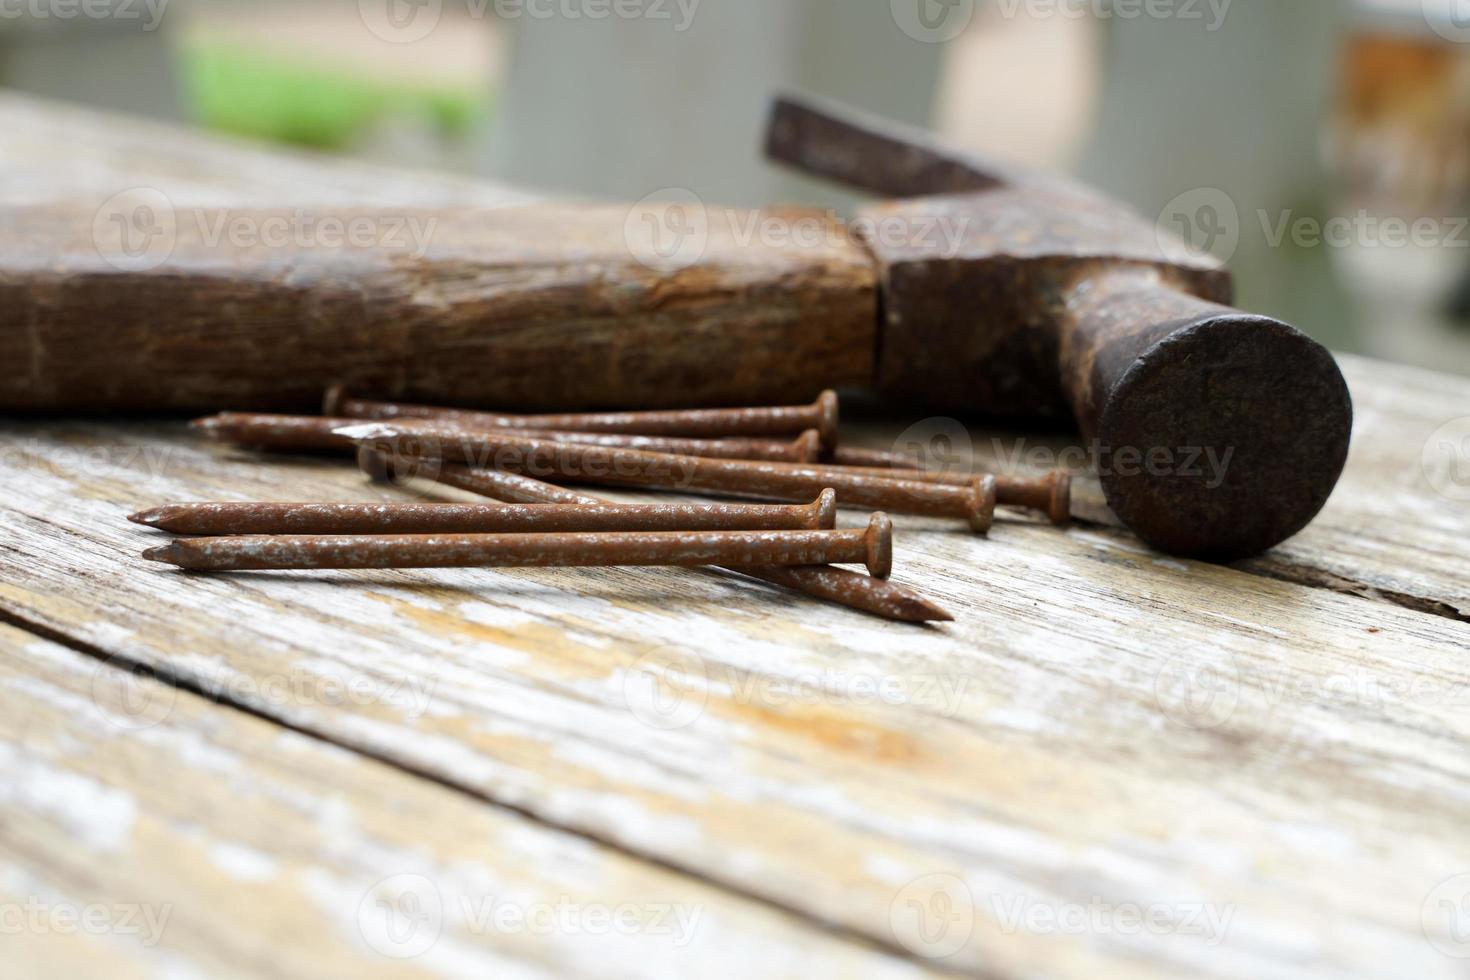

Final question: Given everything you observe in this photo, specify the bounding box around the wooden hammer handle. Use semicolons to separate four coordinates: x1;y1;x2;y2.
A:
0;204;878;413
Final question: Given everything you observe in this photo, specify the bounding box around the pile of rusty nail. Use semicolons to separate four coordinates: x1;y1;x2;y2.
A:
130;387;1072;623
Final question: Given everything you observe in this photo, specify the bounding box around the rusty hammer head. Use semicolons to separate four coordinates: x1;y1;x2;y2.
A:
766;94;1352;562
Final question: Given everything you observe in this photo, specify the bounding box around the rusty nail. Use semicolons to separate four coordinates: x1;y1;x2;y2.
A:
732;565;950;623
996;471;1072;526
130;492;838;537
143;514;894;578
714;430;825;462
343;425;996;533
786;463;1071;525
413;462;601;506
357;446;603;504
824;446;920;469
325;386;842;449
379;459;952;623
195;413;822;463
192;413;354;452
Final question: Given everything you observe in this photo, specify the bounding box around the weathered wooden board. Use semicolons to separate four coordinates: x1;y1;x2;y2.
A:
5;90;1470;980
1244;357;1470;617
851;354;1470;619
2;396;1468;978
0;621;924;979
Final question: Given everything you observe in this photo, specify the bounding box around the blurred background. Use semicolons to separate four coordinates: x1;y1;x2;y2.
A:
4;0;1469;373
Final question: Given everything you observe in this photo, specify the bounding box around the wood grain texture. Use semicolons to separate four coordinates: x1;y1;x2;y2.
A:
2;359;1469;978
0;203;877;413
6;93;1470;980
0;94;876;414
0;622;924;979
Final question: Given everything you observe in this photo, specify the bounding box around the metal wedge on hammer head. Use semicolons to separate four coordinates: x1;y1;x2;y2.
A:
767;93;1353;562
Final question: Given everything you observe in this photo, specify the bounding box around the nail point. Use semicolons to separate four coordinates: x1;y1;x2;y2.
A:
919;602;956;623
896;592;954;623
141;543;178;565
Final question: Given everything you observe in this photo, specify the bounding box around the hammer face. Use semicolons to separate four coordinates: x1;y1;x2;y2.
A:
1095;314;1353;560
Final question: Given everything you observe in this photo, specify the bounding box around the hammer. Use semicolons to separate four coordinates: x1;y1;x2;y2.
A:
764;94;1353;561
0;95;1350;560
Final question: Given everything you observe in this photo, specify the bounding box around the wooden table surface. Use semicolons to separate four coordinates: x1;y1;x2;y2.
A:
4;93;1470;980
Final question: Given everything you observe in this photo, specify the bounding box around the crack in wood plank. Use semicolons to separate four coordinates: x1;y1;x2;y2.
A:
1;620;933;979
0;603;968;977
1233;558;1470;625
1064;517;1470;625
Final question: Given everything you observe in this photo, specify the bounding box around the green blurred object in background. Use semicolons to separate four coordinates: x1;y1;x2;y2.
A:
180;39;488;151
